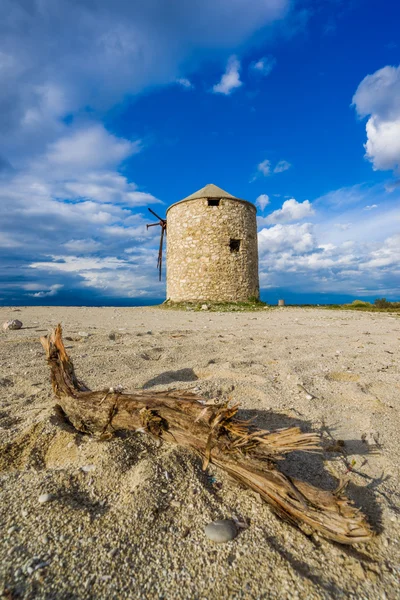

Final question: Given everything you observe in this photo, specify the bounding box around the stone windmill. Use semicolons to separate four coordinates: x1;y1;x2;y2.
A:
147;183;259;302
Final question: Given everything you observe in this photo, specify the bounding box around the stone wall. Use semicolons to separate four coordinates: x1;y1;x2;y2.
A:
166;197;259;302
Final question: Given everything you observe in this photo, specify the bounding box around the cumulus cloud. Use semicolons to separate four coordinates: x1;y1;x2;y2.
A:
257;184;400;297
353;65;400;172
1;1;289;152
0;124;163;302
250;55;276;77
256;194;270;211
30;253;160;298
264;198;315;224
45;125;139;171
258;222;315;253
212;56;242;95
0;0;293;303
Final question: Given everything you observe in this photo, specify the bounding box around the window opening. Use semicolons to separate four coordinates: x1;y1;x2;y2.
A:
230;239;241;253
208;199;220;206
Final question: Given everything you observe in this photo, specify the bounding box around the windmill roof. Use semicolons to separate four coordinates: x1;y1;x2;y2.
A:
180;183;237;201
166;183;256;214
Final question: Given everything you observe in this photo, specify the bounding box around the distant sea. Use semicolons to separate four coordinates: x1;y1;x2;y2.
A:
0;289;390;307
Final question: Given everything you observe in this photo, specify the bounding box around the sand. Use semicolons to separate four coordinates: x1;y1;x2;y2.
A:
0;306;399;599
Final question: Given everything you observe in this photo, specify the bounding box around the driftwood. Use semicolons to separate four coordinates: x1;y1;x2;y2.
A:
40;325;372;544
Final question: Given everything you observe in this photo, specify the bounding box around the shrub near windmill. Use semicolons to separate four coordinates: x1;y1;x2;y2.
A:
147;184;260;302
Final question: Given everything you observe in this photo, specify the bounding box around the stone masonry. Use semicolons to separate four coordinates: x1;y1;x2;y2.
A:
166;184;259;302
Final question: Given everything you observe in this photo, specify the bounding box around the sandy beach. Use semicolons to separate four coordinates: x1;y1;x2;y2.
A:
1;306;399;599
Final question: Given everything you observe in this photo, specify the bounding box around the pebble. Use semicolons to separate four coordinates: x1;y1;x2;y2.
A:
3;319;23;330
38;493;54;504
201;304;209;311
204;519;237;543
78;331;89;337
81;465;96;473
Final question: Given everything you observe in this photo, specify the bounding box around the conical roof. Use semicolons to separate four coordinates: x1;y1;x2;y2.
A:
181;183;237;201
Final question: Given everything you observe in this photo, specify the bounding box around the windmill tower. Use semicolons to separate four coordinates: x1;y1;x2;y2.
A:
148;183;259;302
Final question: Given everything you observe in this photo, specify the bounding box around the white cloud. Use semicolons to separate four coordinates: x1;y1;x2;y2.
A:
212;56;242;95
63;239;103;253
46;124;139;171
59;171;158;206
0;0;293;303
250;55;276;77
256;194;270;211
364;116;400;172
273;160;291;173
258;220;400;297
364;204;378;211
255;159;271;178
257;185;400;297
1;0;289;165
29;252;160;297
258;222;315;253
364;234;400;269
0;129;164;301
30;256;128;274
265;198;315;224
252;158;291;180
353;65;400;172
176;78;193;89
31;284;64;298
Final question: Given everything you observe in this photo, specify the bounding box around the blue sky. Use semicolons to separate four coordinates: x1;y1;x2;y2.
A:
0;0;399;305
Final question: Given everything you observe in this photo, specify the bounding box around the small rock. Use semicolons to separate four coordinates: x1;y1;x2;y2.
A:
38;493;54;504
78;331;89;337
108;332;116;341
81;465;96;473
349;562;364;579
3;320;23;331
201;304;209;311
204;519;237;543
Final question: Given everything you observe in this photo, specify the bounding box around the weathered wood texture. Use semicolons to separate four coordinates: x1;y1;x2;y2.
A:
40;325;372;544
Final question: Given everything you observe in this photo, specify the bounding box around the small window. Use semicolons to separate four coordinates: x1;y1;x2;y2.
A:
230;239;241;252
208;199;220;206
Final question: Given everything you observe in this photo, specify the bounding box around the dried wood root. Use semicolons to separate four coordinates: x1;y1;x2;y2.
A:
40;325;373;544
